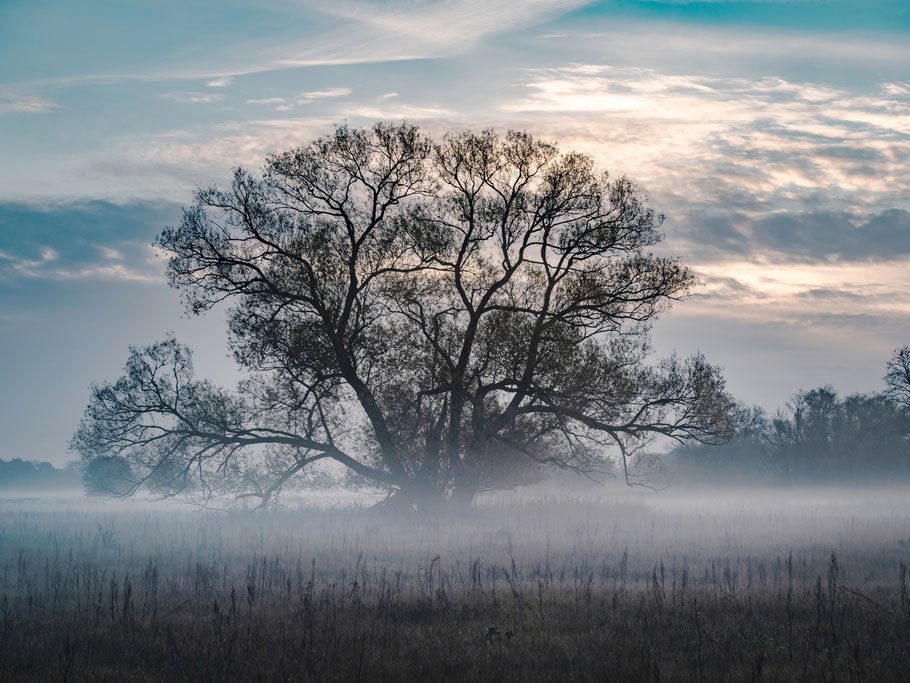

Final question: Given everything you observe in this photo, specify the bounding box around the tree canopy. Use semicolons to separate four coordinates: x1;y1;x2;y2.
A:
72;123;735;509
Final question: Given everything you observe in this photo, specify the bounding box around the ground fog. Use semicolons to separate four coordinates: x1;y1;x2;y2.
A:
2;485;910;680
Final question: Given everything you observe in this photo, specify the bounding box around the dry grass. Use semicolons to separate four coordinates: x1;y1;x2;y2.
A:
2;487;910;681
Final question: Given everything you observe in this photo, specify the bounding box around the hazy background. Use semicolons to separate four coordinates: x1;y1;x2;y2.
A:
2;0;909;464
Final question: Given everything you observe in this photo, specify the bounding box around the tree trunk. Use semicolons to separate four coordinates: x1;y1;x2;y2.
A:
374;479;448;515
449;472;478;511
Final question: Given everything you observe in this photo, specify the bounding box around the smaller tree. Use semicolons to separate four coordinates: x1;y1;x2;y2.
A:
885;346;910;409
82;455;135;496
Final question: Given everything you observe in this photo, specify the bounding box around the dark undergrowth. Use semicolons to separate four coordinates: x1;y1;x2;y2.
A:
3;493;910;681
3;552;910;681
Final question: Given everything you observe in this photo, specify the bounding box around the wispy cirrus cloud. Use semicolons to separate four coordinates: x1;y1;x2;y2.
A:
205;76;234;88
277;0;593;68
160;91;224;104
299;87;351;101
247;98;288;106
245;88;352;111
3;1;593;90
246;97;294;111
340;103;455;120
3;259;159;282
0;92;60;114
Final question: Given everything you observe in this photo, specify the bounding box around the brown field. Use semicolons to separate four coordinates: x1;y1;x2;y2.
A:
2;487;910;681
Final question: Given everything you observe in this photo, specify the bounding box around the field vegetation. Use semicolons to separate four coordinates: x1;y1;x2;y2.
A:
2;487;910;681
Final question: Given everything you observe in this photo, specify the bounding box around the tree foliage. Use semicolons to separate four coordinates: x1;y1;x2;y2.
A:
82;455;135;496
672;386;910;482
73;123;735;509
885;346;910;409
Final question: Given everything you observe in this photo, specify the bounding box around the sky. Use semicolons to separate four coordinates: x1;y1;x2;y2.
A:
1;0;909;464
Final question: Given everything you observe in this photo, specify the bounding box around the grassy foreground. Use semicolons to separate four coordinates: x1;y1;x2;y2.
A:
2;489;910;681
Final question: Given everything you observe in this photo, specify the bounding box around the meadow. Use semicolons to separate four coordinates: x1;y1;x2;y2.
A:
2;486;910;681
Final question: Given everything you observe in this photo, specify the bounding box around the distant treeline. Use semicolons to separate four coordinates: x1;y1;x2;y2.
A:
670;387;910;483
0;458;81;490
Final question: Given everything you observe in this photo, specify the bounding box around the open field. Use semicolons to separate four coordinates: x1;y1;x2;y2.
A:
2;486;910;681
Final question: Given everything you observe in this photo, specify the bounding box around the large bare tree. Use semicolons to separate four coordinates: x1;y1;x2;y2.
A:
73;123;735;509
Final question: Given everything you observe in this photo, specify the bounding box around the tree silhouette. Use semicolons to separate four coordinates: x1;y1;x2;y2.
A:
885;346;910;409
73;123;735;509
